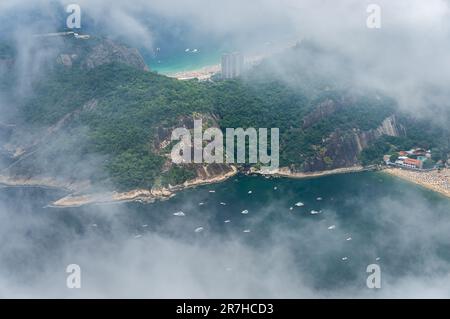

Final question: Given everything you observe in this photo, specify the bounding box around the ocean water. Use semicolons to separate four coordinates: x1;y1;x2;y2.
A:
142;33;297;74
144;46;223;75
1;172;450;298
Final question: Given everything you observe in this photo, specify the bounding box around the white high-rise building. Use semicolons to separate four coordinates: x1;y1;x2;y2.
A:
221;52;244;79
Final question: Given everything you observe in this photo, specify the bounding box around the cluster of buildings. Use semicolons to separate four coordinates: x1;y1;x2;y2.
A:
221;52;244;79
384;148;432;170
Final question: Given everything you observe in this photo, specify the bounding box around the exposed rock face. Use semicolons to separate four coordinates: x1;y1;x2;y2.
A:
194;163;234;180
56;39;149;71
302;95;355;130
354;115;404;152
303;99;339;129
152;113;233;183
82;39;148;71
153;113;220;153
303;115;404;172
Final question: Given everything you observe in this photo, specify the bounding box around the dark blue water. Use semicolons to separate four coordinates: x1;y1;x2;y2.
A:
1;172;449;297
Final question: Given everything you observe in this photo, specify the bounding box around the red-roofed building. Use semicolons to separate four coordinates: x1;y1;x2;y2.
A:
403;158;423;169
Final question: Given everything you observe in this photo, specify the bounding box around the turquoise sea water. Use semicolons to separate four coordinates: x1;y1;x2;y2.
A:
142;34;297;74
144;47;223;75
1;172;449;297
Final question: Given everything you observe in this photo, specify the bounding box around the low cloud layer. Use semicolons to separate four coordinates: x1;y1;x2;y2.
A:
1;1;450;299
2;0;450;124
1;175;450;298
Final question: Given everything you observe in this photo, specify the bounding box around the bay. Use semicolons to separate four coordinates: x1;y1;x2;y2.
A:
1;172;449;297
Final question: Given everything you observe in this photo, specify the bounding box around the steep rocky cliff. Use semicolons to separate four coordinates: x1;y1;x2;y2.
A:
1;36;436;195
56;38;149;71
302;115;405;171
153;113;232;182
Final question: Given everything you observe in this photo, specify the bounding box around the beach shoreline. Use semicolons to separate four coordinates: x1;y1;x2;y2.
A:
0;175;85;192
2;165;364;207
51;165;239;208
166;64;221;81
382;167;450;199
268;166;369;179
164;43;291;81
3;165;449;208
51;166;376;207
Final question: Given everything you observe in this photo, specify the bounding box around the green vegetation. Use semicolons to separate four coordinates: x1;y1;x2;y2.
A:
6;40;449;190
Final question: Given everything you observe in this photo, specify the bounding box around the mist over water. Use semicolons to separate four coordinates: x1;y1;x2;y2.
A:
1;0;450;299
1;172;449;298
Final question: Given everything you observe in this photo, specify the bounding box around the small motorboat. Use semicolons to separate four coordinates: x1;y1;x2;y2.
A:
173;211;186;217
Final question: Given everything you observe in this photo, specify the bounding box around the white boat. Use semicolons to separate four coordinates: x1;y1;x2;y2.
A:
295;202;304;207
224;220;231;223
273;187;278;190
192;49;198;53
310;210;320;215
248;191;253;194
243;229;251;233
317;197;323;201
198;202;204;206
241;210;249;215
342;257;348;261
328;225;336;230
346;237;352;241
173;211;186;217
195;227;204;233
375;257;381;261
185;48;190;52
289;207;293;211
209;190;215;193
220;202;227;206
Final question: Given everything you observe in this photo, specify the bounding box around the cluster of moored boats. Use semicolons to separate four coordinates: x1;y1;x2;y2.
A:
127;186;381;263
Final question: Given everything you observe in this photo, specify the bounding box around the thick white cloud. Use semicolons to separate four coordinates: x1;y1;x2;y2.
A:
1;0;450;299
3;0;448;120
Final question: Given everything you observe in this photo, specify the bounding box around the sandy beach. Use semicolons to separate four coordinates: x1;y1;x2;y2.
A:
165;44;289;81
5;165;449;208
167;64;221;81
383;167;450;198
266;166;368;179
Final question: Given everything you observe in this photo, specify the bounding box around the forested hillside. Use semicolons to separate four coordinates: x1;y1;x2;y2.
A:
1;37;448;191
